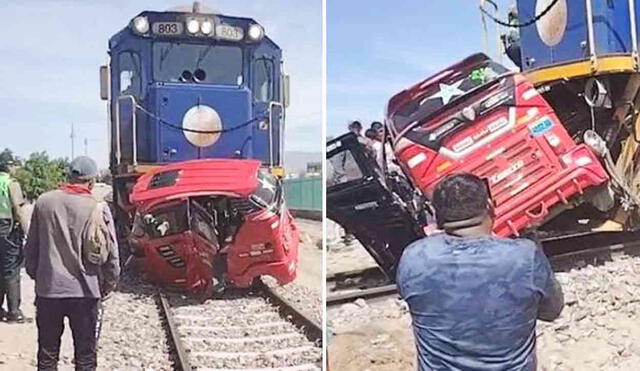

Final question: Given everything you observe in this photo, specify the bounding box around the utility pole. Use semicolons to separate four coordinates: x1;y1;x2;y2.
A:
70;122;75;159
84;138;88;156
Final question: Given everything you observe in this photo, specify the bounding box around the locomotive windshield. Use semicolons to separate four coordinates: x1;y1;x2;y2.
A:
153;42;243;85
391;60;509;133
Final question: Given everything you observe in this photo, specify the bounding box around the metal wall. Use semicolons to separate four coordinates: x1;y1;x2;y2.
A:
283;176;322;212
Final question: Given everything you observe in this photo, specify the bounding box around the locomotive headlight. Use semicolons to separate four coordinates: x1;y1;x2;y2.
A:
132;16;149;34
200;20;214;35
186;18;200;34
247;24;264;41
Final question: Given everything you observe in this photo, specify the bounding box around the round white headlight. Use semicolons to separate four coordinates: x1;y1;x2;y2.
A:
200;20;214;35
247;24;264;41
186;18;200;34
133;16;149;34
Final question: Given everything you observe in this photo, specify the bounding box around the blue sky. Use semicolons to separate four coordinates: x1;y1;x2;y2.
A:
327;0;513;136
0;0;321;168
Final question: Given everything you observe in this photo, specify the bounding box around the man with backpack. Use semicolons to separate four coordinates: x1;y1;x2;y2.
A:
24;156;120;371
0;159;29;323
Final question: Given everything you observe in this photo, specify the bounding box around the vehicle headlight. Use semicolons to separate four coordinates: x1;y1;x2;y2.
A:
247;24;264;41
133;16;149;34
200;20;214;35
186;18;200;34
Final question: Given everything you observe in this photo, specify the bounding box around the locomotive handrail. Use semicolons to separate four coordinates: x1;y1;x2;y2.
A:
585;0;598;71
629;0;639;70
116;95;138;166
268;101;284;167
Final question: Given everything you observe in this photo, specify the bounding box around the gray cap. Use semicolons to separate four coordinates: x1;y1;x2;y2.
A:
69;156;98;181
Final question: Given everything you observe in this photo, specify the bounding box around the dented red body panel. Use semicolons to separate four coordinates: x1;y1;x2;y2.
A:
129;159;298;293
131;159;261;207
387;54;609;237
226;209;299;287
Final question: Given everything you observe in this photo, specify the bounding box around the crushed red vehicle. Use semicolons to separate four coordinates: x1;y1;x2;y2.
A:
128;159;299;293
386;53;610;237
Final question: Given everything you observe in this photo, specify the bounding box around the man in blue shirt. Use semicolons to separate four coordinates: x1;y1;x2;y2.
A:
396;173;564;371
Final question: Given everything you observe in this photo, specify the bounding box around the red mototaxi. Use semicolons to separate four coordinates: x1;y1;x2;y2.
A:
386;54;609;237
128;159;299;293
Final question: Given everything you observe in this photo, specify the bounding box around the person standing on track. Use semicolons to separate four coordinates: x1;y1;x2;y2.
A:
396;173;564;371
0;159;29;323
24;156;120;371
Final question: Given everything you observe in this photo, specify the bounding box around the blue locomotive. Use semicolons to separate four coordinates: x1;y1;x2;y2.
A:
99;2;289;234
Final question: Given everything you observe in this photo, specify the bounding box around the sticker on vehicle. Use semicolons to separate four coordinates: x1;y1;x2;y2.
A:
528;116;554;136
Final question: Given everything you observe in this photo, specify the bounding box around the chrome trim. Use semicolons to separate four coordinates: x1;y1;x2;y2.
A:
116;95;138;166
586;0;597;70
268;101;284;166
630;0;639;69
106;56;113;165
114;95;121;165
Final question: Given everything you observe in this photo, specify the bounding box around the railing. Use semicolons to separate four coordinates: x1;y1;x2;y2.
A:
268;101;284;167
115;95;138;166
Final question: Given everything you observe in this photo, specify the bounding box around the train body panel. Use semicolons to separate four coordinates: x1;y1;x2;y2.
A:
150;83;253;162
105;9;286;170
518;0;635;70
102;3;295;293
508;0;640;85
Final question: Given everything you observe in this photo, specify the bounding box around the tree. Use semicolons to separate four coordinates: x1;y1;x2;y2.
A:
13;152;69;200
0;148;20;167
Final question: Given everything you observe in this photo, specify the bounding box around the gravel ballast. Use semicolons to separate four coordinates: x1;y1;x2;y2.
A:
169;292;322;370
96;273;173;370
328;251;640;371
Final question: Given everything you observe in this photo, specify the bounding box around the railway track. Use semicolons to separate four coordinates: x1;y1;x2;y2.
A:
327;231;640;308
158;281;322;371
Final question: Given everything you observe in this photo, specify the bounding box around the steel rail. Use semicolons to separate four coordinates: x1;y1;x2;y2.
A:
256;280;323;345
158;291;192;371
327;267;387;283
327;234;640;307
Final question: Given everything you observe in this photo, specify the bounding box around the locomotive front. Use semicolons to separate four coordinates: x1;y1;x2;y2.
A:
99;4;297;293
100;4;289;225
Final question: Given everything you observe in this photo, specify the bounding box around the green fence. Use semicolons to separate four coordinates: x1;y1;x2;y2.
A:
283;176;322;212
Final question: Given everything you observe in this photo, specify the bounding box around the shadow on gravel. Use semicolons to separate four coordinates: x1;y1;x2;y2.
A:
116;263;268;308
167;286;265;308
112;269;158;300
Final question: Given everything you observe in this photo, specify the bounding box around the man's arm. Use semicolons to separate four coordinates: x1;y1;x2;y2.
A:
533;247;564;321
8;180;29;232
100;204;120;296
24;203;39;279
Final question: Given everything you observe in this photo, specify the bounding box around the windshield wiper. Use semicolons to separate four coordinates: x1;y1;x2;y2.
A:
262;58;272;92
196;45;214;69
159;44;174;71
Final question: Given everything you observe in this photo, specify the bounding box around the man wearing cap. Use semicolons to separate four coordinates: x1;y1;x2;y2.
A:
0;159;29;323
25;156;120;371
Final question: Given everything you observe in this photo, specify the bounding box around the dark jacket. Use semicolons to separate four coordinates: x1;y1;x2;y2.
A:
24;189;120;298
